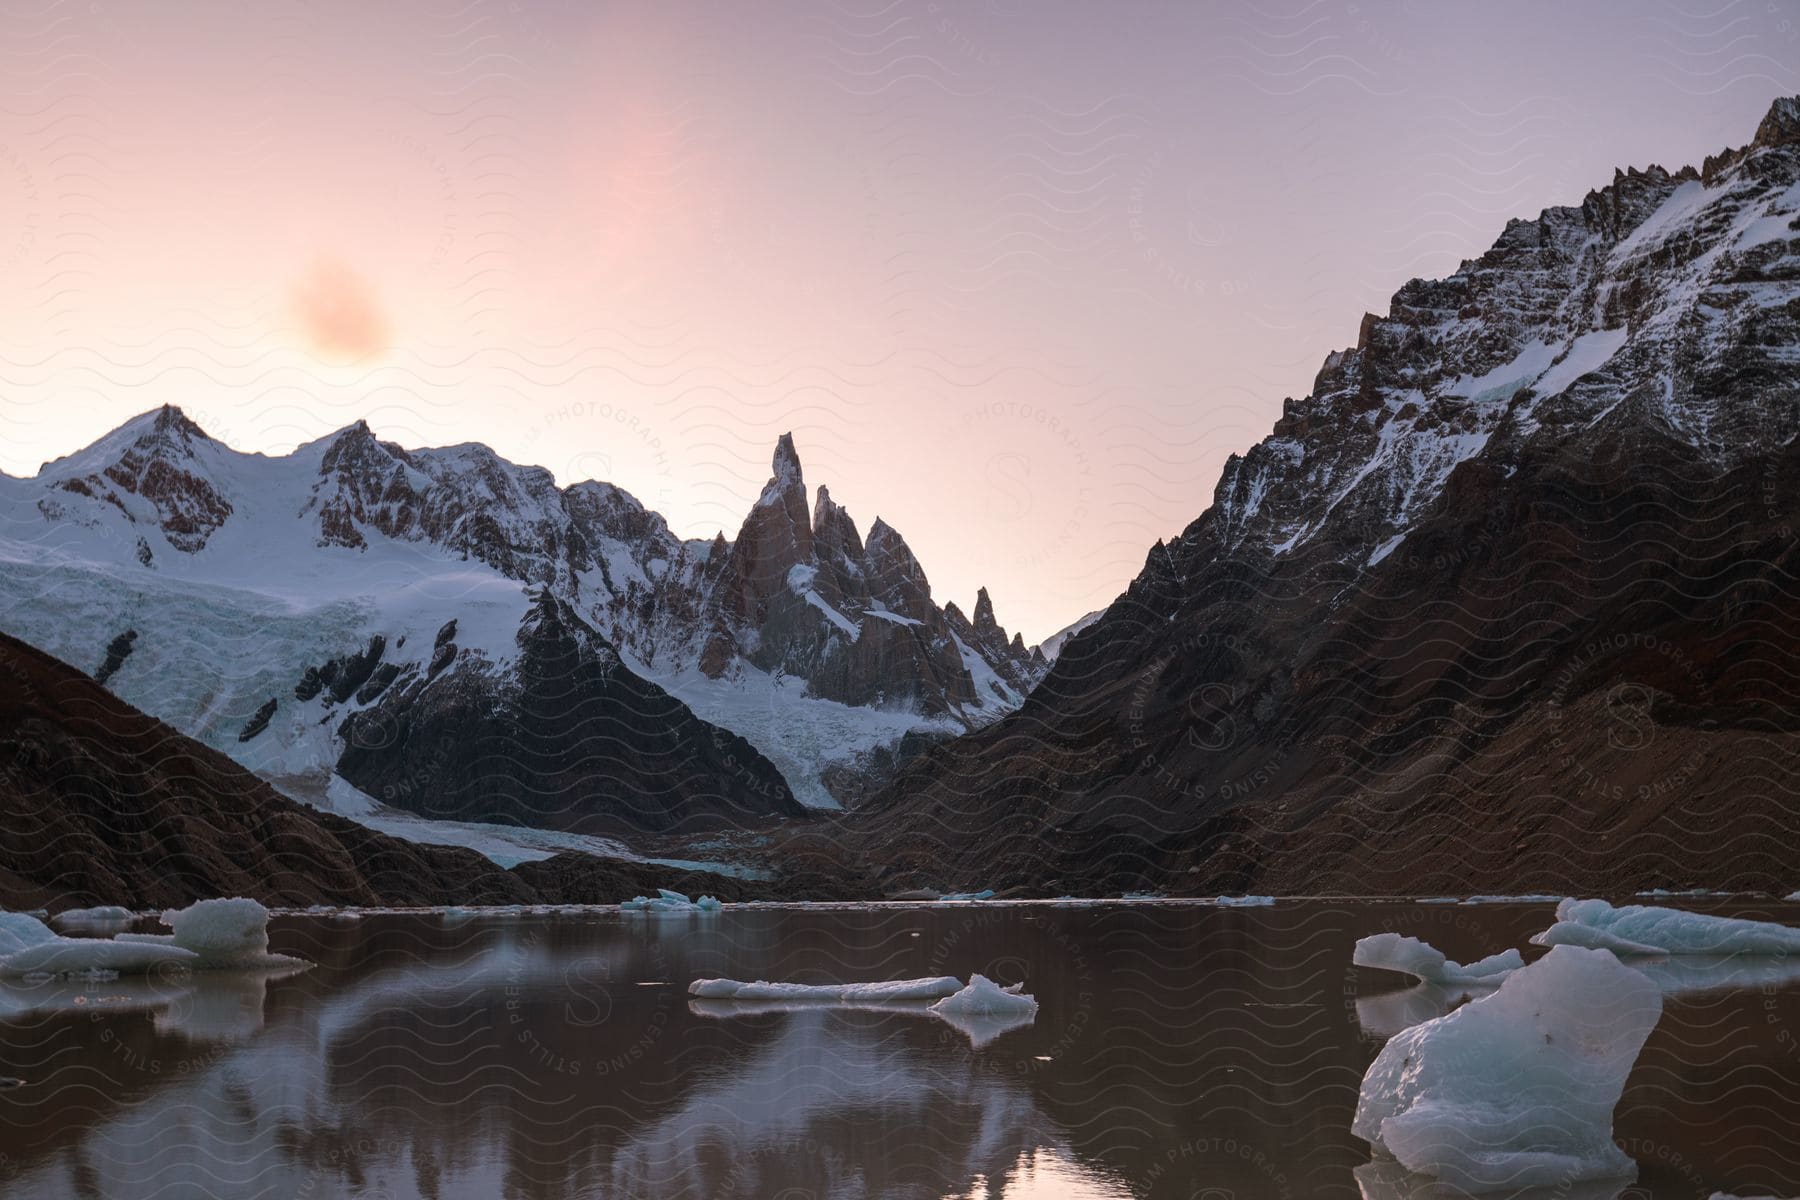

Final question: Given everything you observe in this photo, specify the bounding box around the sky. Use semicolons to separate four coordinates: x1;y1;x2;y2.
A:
1;0;1795;642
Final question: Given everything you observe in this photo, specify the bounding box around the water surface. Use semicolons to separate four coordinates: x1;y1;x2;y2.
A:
2;900;1797;1199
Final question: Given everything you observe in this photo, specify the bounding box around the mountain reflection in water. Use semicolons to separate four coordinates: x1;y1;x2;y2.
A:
0;900;1795;1199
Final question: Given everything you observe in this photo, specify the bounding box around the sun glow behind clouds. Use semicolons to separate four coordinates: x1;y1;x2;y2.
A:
289;259;391;364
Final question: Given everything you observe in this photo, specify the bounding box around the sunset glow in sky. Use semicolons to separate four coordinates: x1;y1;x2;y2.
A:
1;0;1793;639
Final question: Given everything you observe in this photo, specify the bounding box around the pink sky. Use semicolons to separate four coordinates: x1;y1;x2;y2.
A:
1;0;1794;640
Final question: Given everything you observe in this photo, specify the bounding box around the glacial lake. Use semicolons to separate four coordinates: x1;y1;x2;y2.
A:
1;900;1798;1199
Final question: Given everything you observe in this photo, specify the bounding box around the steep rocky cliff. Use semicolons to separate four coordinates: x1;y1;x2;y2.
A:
854;95;1800;897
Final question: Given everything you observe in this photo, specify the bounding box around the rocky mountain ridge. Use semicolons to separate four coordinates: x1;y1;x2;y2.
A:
850;94;1800;896
2;407;1045;821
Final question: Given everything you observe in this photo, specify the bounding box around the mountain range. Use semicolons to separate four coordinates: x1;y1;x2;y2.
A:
6;96;1800;900
0;412;1046;834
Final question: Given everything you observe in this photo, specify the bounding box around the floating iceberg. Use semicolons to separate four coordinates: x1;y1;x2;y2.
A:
1211;895;1276;907
52;905;134;926
1353;945;1662;1192
621;889;723;913
929;974;1038;1018
1;899;302;978
0;913;57;956
1;937;198;978
1354;933;1523;985
164;898;294;966
688;976;963;1003
1532;898;1800;957
939;889;996;902
689;973;1039;1048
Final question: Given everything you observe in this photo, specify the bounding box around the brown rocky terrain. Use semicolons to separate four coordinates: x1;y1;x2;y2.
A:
0;632;867;911
0;630;537;911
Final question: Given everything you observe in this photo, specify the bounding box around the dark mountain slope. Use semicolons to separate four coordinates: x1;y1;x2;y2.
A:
851;96;1800;897
334;590;805;833
0;631;537;910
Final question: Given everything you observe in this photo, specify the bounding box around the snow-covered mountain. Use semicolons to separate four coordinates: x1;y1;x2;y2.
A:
1037;609;1103;662
855;95;1800;897
0;409;1045;819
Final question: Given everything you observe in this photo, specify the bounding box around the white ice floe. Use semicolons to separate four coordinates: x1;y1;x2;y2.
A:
620;889;723;913
689;973;1039;1048
1354;933;1523;985
1;937;198;978
1532;898;1800;957
1460;894;1567;905
2;898;303;978
688;977;963;1003
164;898;295;966
940;889;996;901
929;974;1039;1018
0;913;57;956
52;905;134;926
1353;945;1662;1192
1211;895;1275;907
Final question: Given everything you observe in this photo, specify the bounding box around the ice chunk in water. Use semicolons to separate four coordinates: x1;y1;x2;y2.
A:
929;974;1039;1018
52;905;134;926
1353;945;1661;1192
0;913;57;956
1354;932;1523;985
161;898;288;966
1534;898;1800;956
1;937;198;978
50;898;303;974
688;977;963;1003
1;908;196;978
622;889;722;913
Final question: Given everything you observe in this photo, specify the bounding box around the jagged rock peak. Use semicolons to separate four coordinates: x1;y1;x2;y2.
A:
865;515;906;553
317;418;408;476
812;483;844;530
765;433;804;496
149;404;208;441
1754;94;1800;150
972;586;998;633
812;483;865;567
99;404;212;461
